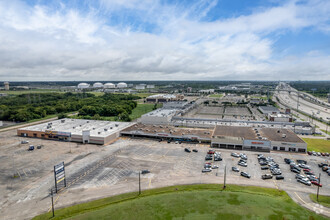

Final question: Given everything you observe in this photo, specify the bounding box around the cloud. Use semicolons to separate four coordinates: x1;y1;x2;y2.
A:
0;0;329;81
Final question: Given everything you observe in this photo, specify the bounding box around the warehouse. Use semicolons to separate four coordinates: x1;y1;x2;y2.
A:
139;108;178;124
211;126;307;152
17;119;132;145
258;106;280;115
120;123;212;143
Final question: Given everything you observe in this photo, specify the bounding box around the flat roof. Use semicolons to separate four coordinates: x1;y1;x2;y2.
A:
147;94;176;99
213;125;304;143
143;108;178;117
121;123;212;139
259;106;280;112
18;118;132;138
213;126;258;140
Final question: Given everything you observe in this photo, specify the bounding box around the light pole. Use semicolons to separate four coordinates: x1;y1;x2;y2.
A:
317;173;321;202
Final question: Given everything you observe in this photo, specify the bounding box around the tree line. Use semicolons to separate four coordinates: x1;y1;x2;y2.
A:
0;92;139;122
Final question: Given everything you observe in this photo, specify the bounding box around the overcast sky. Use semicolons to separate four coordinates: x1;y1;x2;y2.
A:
0;0;329;81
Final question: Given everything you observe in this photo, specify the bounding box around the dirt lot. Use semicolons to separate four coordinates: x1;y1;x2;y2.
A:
0;131;329;219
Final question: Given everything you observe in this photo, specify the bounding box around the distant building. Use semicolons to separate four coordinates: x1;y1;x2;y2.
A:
146;94;183;103
268;113;292;122
258;106;280;115
146;85;155;89
0;121;3;127
135;84;146;90
187;87;192;93
199;89;215;94
4;82;9;90
250;98;262;104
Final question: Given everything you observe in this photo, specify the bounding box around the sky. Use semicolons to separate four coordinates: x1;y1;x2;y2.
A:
0;0;329;81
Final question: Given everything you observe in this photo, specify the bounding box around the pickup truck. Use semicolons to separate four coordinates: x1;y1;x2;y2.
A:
261;174;273;179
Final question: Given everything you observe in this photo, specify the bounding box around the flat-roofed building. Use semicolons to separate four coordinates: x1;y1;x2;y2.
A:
211;125;306;152
258;106;280;115
17;118;133;145
140;108;178;124
268;113;292;122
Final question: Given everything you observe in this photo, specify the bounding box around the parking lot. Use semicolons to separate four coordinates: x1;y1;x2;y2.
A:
1;132;329;219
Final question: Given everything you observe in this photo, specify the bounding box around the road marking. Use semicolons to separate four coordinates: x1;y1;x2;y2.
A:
294;192;330;214
272;179;279;190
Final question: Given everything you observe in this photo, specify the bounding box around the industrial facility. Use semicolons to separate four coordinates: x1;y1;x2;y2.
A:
17;119;132;145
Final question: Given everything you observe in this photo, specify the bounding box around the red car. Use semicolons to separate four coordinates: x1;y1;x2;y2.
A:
303;169;310;172
321;153;326;156
311;181;322;187
205;162;212;165
207;150;215;154
307;151;312;155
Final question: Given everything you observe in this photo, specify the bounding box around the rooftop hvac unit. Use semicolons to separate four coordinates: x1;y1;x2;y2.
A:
258;136;262;139
93;128;95;130
110;127;113;129
115;124;119;127
282;134;286;138
104;129;108;131
277;130;280;133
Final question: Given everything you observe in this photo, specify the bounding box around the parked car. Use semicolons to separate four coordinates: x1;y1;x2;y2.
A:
238;161;247;167
231;153;239;158
297;159;307;164
28;145;34;151
321;153;326;156
192;149;198;153
184;148;191;153
304;171;314;176
297;178;311;186
212;165;219;169
276;175;284;180
21;140;29;144
141;170;150;174
202;168;212;173
291;168;300;174
322;166;329;172
37;145;43;149
311;181;322;187
295;174;305;179
299;164;310;169
262;174;273;179
204;164;212;169
232;167;240;172
205;155;213;160
240;172;251;178
214;156;222;161
207;150;215;154
261;166;269;170
318;163;328;167
307;151;312;155
325;152;329;157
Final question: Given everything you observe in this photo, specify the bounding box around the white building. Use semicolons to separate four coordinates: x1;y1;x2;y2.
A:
4;82;9;90
135;84;146;90
93;82;103;88
104;83;116;89
77;83;90;89
117;82;128;88
147;85;155;89
268;113;292;122
140;109;178;124
258;106;280;115
0;121;3;127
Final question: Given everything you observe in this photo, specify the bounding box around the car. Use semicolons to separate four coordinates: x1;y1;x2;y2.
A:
321;153;326;156
262;174;273;179
207;150;215;154
299;164;310;169
214;156;222;161
158;139;163;142
21;140;29;144
307;151;312;155
212;165;219;169
192;149;198;153
205;155;213;160
304;171;314;176
295;174;305;179
37;145;43;149
297;159;307;164
204;164;212;168
238;161;247;167
175;141;179;144
202;168;212;173
291;168;300;173
311;181;322;187
312;152;317;156
261;166;269;170
271;169;282;175
318;163;328;167
28;145;34;151
259;161;268;166
167;140;171;143
276;175;284;180
184;148;191;153
141;170;150;174
240;172;251;178
317;152;321;156
297;178;311;186
303;168;310;172
232;167;240;172
231;153;239;158
322;166;329;171
325;152;329;157
284;158;292;164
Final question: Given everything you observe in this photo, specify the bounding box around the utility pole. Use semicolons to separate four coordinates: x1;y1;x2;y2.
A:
138;171;141;195
296;91;299;112
50;189;55;217
223;165;226;189
317;173;321;202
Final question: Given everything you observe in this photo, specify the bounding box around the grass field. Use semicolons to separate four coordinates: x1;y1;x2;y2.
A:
129;103;161;120
32;184;327;220
209;93;223;98
302;138;330;152
310;194;330;208
1;89;63;95
321;129;330;135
